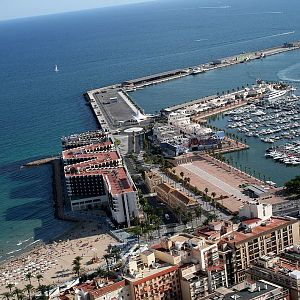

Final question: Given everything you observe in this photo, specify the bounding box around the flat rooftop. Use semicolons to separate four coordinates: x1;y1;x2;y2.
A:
93;89;138;127
223;280;281;300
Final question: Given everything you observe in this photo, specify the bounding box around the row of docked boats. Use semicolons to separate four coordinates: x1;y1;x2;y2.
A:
265;142;300;165
225;94;300;143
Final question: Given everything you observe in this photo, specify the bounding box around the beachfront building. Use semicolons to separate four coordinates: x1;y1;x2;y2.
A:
247;245;300;300
60;279;131;300
218;203;300;284
62;132;139;227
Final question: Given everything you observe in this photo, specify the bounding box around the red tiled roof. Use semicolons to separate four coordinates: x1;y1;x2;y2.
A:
62;141;113;158
242;218;262;225
221;217;295;245
88;280;126;297
129;265;178;286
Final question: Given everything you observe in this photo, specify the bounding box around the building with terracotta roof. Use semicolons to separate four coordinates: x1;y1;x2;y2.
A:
154;182;199;213
60;278;131;300
151;233;227;299
124;264;181;300
218;215;300;285
62;132;138;227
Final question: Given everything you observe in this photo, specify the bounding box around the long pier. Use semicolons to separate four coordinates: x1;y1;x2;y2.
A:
24;156;60;167
85;41;300;131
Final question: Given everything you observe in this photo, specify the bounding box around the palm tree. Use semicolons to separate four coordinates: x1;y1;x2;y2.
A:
180;171;184;180
13;289;23;300
72;256;82;277
211;192;217;212
24;285;34;300
2;292;11;300
45;285;52;299
37;285;47;300
72;264;81;277
25;273;32;285
5;285;14;294
132;225;142;244
110;247;121;263
195;207;202;224
103;253;112;272
36;274;43;287
174;206;183;224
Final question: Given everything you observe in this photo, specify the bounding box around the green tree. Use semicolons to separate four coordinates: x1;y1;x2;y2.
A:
174;206;183;224
13;289;23;300
37;285;47;300
195;207;202;224
36;274;43;287
24;285;34;300
72;256;82;276
132;225;142;244
285;176;300;195
103;253;113;272
5;285;14;294
25;273;32;285
2;292;11;300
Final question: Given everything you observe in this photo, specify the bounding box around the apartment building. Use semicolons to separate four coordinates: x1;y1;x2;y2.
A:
211;280;290;300
247;246;300;300
219;215;300;284
61;130;109;150
125;264;181;300
151;234;227;299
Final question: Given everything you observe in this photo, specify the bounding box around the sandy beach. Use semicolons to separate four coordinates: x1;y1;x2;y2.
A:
0;221;117;294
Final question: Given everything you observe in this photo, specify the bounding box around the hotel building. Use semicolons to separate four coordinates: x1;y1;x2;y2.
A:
62;131;138;227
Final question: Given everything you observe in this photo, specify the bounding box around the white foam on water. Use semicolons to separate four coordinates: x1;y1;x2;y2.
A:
194;39;208;42
278;62;300;82
198;6;231;9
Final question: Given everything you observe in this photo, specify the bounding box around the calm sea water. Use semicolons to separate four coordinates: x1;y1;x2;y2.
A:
1;0;300;260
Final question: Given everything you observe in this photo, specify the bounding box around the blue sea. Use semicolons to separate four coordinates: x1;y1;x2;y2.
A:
1;0;300;260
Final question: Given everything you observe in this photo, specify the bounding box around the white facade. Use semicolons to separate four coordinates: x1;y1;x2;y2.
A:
239;202;273;221
109;190;139;227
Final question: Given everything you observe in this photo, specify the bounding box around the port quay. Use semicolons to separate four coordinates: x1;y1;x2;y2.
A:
84;40;300;131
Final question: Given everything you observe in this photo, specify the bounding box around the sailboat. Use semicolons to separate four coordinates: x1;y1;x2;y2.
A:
54;64;59;72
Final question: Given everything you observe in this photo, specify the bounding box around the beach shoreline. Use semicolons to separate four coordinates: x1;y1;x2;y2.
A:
0;220;117;293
